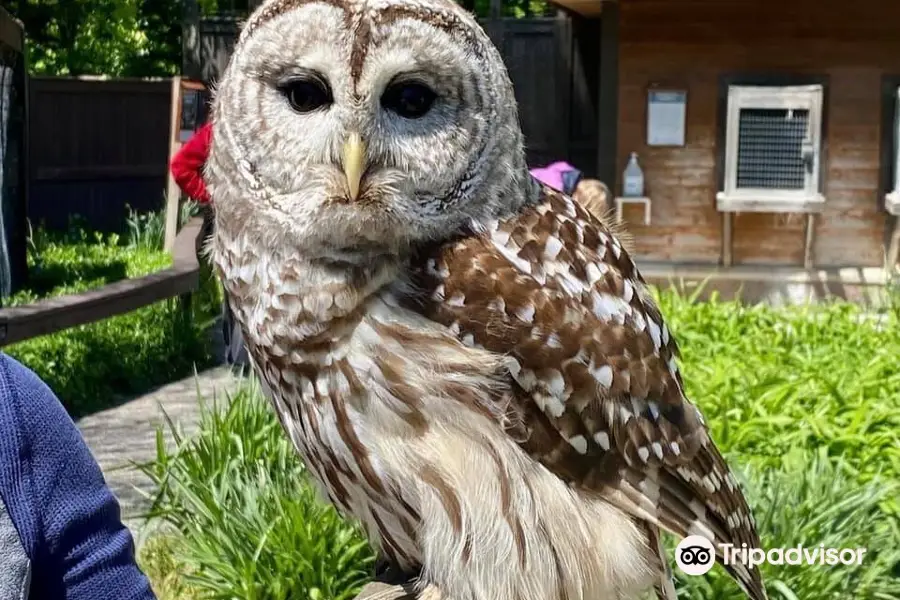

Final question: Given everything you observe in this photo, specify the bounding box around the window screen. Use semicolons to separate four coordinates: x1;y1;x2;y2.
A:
735;107;809;190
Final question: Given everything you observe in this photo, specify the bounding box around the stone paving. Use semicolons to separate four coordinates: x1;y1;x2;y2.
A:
75;365;244;538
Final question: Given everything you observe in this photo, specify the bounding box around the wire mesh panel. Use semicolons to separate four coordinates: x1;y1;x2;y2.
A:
735;107;809;190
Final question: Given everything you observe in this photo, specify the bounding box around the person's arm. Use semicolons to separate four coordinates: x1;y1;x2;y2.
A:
0;354;156;600
170;122;213;204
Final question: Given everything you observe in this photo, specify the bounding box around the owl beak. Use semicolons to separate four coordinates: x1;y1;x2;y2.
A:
342;132;367;201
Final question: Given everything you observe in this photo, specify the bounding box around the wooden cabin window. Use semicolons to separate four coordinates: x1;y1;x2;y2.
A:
717;84;825;213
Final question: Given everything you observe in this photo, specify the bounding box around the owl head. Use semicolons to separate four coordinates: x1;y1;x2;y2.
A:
207;0;538;261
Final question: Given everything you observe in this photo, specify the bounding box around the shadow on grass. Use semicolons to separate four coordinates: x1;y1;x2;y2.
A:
24;260;130;298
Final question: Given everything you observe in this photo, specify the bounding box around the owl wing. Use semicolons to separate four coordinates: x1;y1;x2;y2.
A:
408;185;766;600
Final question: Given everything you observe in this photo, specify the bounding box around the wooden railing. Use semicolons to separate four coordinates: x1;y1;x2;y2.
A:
0;217;203;347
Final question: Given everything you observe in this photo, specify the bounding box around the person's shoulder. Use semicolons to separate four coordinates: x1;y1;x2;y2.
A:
0;354;49;562
0;353;61;424
0;353;85;471
1;352;48;389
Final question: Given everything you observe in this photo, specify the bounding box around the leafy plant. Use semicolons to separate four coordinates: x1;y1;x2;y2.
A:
138;382;375;600
139;535;203;600
123;202;201;252
125;204;167;252
654;288;900;516
6;0;181;77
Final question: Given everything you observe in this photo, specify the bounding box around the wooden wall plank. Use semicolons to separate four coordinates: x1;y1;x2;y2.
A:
27;77;173;232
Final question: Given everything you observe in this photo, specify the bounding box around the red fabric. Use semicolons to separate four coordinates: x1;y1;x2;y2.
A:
170;122;213;204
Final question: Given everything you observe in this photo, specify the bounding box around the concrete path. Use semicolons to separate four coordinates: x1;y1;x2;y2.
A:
76;365;244;537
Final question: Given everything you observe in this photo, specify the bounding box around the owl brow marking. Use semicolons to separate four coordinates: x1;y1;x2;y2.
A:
243;0;482;96
353;4;483;90
242;0;354;42
372;4;484;59
348;8;372;89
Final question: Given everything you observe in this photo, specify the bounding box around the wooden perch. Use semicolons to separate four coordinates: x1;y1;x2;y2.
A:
355;581;443;600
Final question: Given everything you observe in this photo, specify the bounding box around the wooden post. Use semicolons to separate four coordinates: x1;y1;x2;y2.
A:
886;215;900;273
489;0;502;19
163;76;183;251
721;212;733;267
803;213;817;269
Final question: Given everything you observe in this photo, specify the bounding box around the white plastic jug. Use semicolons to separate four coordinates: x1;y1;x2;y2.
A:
622;152;644;198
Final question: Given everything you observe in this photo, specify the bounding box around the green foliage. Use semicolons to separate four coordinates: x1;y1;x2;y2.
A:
7;0;553;77
4;210;219;417
138;381;375;600
130;0;182;77
139;289;900;600
139;535;203;600
463;0;553;18
654;289;900;510
6;0;181;76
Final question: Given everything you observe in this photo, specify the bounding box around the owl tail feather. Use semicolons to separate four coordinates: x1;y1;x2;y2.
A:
643;523;678;600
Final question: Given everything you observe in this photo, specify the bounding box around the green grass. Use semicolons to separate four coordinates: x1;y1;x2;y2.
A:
138;381;375;600
139;289;900;600
655;290;900;509
4;205;220;417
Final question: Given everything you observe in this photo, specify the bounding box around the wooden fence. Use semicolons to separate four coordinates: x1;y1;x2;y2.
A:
27;77;173;232
0;217;202;347
0;7;27;298
189;12;602;173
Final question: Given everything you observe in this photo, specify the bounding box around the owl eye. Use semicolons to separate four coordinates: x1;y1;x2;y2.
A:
279;74;332;113
381;82;436;119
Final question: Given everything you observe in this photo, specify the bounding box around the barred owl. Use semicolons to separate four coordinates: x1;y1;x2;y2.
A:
205;0;767;598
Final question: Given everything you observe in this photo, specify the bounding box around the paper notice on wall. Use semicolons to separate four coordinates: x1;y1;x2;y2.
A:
647;90;687;146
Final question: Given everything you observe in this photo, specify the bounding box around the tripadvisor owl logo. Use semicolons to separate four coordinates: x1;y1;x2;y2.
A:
675;535;716;576
674;535;869;576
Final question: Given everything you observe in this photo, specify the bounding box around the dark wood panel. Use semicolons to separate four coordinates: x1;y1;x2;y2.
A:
621;0;900;44
28;178;166;232
27;78;172;233
34;164;169;181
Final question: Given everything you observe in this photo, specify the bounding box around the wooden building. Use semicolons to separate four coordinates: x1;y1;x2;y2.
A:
553;0;900;303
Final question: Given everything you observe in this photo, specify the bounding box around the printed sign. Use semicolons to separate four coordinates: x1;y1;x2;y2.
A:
647;90;687;147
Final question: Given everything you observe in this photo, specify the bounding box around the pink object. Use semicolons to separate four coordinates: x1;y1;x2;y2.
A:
529;161;577;192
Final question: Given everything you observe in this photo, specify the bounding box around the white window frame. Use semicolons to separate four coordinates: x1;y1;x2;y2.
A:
716;84;826;214
885;87;900;216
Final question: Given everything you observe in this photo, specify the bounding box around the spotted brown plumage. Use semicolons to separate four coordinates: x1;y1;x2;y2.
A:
407;185;764;597
207;0;767;597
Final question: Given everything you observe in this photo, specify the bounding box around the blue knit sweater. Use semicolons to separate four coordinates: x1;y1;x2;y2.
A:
0;353;156;599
